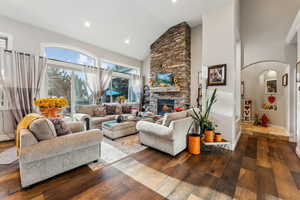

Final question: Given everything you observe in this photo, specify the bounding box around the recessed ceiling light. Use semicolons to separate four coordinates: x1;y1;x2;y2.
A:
84;21;91;28
124;39;130;44
172;0;177;3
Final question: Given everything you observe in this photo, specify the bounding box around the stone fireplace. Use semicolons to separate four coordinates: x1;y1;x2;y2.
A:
149;22;191;114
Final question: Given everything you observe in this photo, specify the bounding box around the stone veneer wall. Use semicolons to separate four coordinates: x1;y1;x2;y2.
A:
150;22;191;113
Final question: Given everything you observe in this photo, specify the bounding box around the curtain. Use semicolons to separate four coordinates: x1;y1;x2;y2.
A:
0;49;47;136
84;67;112;104
131;74;142;104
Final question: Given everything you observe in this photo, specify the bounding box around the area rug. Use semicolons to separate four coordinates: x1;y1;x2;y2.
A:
89;135;147;171
0;147;18;165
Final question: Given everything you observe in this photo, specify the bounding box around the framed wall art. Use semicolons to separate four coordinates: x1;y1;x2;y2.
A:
207;64;227;86
282;73;288;86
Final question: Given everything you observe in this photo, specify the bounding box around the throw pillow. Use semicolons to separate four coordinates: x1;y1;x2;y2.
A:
122;105;132;114
162;111;187;127
29;118;57;141
105;104;116;115
78;105;95;116
50;118;72;136
94;105;106;117
115;105;122;114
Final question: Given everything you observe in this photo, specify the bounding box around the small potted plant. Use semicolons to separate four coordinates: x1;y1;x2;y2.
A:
187;88;217;155
204;120;217;142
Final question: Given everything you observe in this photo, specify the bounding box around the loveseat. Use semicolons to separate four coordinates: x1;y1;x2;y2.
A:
19;121;102;188
74;104;138;130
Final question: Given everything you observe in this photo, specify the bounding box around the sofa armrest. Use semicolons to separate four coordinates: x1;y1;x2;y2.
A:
136;121;173;140
73;113;91;130
169;117;193;140
20;129;38;149
19;129;102;164
66;121;85;133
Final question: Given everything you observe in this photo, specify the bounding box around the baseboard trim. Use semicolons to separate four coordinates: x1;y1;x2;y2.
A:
231;131;242;151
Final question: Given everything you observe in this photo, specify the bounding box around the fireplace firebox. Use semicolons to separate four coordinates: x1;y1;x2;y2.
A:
157;99;175;115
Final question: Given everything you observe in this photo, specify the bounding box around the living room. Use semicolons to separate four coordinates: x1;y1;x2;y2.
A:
1;0;300;199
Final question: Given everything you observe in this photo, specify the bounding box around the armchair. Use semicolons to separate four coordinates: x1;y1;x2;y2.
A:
19;121;102;188
136;116;193;156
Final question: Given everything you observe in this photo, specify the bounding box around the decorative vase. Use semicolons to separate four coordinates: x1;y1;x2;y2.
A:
215;133;222;142
204;130;214;142
40;108;61;118
188;134;201;155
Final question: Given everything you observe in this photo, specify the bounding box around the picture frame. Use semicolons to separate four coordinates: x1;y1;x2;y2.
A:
297;62;300;82
282;73;288;86
265;79;277;94
241;81;245;99
207;64;227;86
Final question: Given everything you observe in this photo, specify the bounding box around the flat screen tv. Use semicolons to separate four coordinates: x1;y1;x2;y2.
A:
156;73;173;85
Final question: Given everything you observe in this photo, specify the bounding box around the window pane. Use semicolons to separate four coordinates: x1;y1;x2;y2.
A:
111;77;129;103
74;71;92;105
45;47;96;66
47;67;72;114
102;62;137;75
0;38;7;49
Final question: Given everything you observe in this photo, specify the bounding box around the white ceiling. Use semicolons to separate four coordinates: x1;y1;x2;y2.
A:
0;0;229;60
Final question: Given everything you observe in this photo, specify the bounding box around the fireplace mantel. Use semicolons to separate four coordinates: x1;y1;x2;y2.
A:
150;86;180;93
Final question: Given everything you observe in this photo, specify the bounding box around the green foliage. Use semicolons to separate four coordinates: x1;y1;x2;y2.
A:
187;88;217;136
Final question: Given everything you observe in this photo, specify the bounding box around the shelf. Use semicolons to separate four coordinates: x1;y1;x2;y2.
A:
150;86;180;93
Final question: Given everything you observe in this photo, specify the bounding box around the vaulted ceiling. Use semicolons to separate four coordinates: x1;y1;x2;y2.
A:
0;0;229;60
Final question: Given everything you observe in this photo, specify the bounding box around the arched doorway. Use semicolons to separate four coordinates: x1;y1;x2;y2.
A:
241;61;290;139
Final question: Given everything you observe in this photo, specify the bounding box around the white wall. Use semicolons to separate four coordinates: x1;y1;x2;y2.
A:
242;62;289;130
191;25;203;106
297;33;300;157
241;0;300;142
0;15;142;67
202;1;238;150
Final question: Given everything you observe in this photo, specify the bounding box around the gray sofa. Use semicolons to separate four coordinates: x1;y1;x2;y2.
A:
19;121;102;188
136;110;194;156
74;104;137;130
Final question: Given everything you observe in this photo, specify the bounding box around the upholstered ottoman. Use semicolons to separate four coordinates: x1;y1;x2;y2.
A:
102;118;153;140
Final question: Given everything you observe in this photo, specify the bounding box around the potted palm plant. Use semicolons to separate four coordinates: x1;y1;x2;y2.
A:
187;88;217;155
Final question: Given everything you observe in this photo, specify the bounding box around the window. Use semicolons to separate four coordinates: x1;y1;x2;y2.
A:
0;37;7;49
44;47;96;66
101;62;139;103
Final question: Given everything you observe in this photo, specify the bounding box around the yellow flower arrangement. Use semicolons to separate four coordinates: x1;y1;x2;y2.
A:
116;96;126;104
34;97;69;109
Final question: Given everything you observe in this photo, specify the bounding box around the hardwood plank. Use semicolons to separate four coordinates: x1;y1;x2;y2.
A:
245;136;257;159
256;137;271;168
256;166;278;200
290;171;300;190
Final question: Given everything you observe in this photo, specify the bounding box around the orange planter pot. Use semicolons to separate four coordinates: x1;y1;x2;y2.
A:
215;133;222;142
205;130;214;142
188;135;201;155
40;108;61;118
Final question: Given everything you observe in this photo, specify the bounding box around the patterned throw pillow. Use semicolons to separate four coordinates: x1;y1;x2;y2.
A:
122;105;132;114
94;105;106;117
50;118;72;136
105;105;116;115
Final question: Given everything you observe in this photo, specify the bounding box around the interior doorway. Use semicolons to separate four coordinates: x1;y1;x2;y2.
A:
241;61;290;139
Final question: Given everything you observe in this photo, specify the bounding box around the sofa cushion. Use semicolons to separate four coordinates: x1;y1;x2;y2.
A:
105;105;116;115
162;111;187;127
78;105;96;116
94;105;106;117
50;118;72;136
29;118;57;141
91;115;116;125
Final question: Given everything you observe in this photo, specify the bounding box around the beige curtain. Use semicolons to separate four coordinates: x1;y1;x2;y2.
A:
0;49;47;135
84;67;112;104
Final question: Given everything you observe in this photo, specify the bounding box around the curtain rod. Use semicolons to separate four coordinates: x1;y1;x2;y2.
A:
3;49;97;69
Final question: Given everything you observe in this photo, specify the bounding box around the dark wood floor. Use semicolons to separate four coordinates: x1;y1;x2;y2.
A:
0;133;300;200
